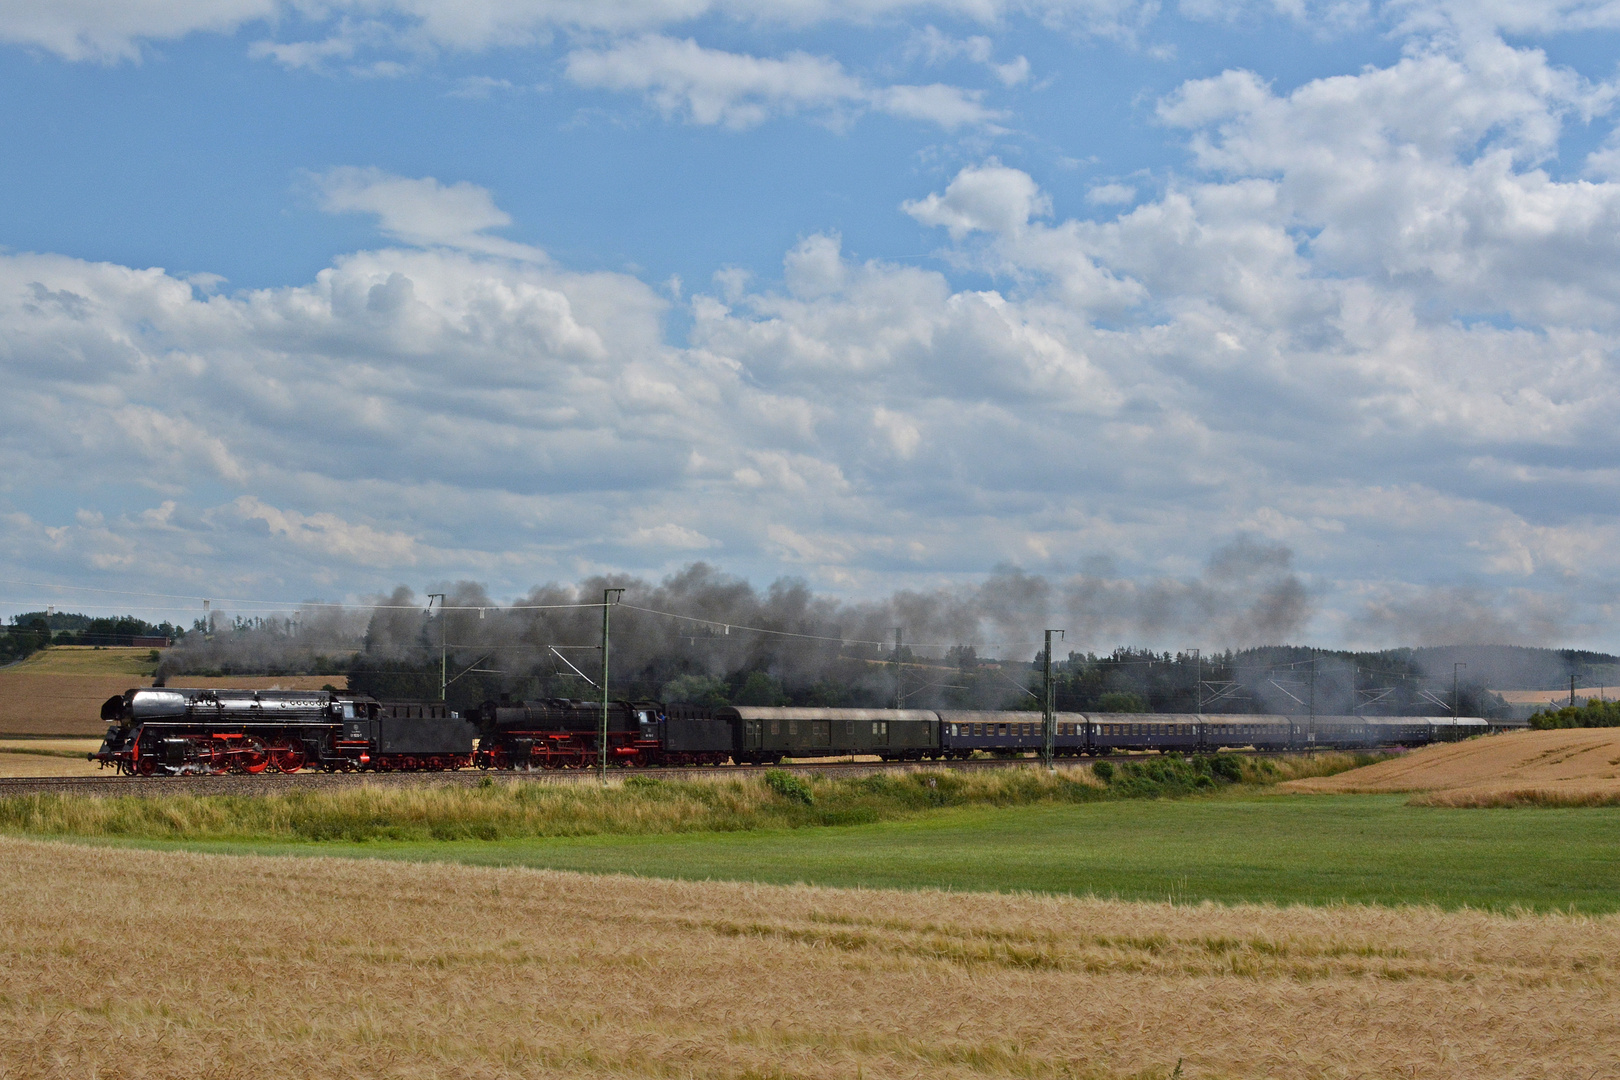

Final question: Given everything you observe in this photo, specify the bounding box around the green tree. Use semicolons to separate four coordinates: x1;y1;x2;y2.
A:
661;673;730;705
733;671;788;706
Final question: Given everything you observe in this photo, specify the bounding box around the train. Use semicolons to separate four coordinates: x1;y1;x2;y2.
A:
90;686;1498;776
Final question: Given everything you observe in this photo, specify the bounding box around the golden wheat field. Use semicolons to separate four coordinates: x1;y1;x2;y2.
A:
0;752;102;777
1;836;1615;1080
1283;729;1620;805
0;737;103;776
0;648;348;736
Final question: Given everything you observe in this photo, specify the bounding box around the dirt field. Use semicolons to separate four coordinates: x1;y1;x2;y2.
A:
0;837;1613;1080
0;649;347;735
1284;728;1620;804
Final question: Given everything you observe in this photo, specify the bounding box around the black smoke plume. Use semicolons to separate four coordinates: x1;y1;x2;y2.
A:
159;541;1312;709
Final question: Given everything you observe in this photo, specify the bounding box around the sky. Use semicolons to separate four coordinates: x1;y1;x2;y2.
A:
3;0;1620;650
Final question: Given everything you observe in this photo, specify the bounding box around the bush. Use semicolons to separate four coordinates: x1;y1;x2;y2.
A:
763;769;814;805
1092;754;1250;799
1530;700;1620;728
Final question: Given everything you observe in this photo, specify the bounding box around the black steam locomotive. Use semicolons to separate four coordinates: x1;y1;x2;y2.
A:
91;686;1496;776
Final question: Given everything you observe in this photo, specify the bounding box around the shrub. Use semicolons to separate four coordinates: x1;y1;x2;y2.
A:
763;769;814;805
1092;760;1115;783
1530;700;1620;728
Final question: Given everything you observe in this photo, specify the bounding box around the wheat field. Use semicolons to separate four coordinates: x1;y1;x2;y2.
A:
1;836;1614;1080
1283;729;1620;805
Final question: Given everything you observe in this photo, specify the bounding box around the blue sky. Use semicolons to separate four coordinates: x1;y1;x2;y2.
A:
4;0;1620;650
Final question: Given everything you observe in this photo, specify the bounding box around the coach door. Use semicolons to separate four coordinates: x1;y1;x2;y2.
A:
811;720;831;749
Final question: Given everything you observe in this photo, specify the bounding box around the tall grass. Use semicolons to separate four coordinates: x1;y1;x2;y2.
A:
0;753;1380;844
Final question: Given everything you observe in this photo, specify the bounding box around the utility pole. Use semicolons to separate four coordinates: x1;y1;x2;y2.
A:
1308;651;1316;749
1042;629;1064;771
1193;648;1203;752
428;593;446;700
600;588;625;781
1455;662;1468;719
893;628;903;709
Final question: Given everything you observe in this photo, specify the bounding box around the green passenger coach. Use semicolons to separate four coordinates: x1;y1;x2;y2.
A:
716;707;941;764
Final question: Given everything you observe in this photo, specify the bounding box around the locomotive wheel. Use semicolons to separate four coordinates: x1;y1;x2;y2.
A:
135;758;156;777
270;741;307;773
237;736;270;774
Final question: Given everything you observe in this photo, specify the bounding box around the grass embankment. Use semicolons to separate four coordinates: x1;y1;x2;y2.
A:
3;837;1617;1080
11;752;1616;912
0;753;1372;844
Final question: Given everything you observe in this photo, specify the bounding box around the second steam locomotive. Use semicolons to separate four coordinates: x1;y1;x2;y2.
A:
91;686;1494;776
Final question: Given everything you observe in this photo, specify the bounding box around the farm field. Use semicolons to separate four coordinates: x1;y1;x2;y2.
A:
1286;728;1620;805
1;835;1614;1080
67;792;1620;913
0;648;346;736
0;738;102;776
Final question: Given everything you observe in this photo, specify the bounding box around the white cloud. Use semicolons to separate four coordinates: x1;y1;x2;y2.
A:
0;1;1156;63
626;523;721;549
230;496;425;565
563;35;1002;130
1151;39;1620;324
906;25;1030;85
312;167;547;261
0;0;275;61
1086;182;1136;205
872;406;921;458
870;82;1001;130
564;36;863;128
901;159;1052;238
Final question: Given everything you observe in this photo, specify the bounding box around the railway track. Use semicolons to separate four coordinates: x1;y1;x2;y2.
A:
0;747;1371;799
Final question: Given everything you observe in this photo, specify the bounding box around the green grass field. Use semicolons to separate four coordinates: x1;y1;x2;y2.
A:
93;793;1620;913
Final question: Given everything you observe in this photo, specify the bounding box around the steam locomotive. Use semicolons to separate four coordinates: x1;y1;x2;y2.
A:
91;686;1494;776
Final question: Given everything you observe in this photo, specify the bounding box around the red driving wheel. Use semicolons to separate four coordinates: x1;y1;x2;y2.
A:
270;741;306;773
237;736;270;774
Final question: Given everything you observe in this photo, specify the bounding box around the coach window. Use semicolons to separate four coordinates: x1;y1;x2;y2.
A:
771;721;780;735
789;721;798;736
845;720;855;736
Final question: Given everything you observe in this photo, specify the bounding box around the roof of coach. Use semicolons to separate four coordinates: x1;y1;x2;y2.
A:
714;706;939;722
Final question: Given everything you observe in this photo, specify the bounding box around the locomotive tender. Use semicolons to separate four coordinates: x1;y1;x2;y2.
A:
92;685;1494;776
